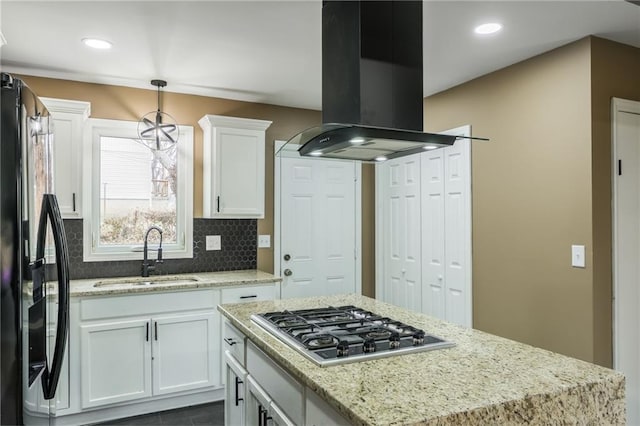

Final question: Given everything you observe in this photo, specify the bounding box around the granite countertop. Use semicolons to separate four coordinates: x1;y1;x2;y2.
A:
218;294;625;425
26;270;281;298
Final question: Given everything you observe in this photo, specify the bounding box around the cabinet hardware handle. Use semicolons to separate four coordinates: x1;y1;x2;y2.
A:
239;295;257;299
154;321;158;341
258;405;267;426
217;196;220;213
224;338;237;346
234;377;244;406
146;322;149;342
72;193;76;212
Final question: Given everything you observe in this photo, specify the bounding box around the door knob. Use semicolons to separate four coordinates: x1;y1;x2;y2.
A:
283;269;293;277
283;254;291;261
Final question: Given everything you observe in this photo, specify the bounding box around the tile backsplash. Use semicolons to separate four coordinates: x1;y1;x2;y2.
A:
63;218;257;280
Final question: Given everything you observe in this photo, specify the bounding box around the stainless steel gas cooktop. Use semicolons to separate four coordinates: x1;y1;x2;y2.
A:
251;305;455;366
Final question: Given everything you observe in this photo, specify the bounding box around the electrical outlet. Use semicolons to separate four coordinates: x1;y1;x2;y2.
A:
258;234;271;248
206;235;221;251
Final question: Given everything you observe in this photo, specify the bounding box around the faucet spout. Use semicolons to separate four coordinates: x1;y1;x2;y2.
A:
142;226;163;277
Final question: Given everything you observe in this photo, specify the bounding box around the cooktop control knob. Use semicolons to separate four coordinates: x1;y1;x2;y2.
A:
363;338;376;353
389;332;400;349
412;330;425;346
336;340;350;357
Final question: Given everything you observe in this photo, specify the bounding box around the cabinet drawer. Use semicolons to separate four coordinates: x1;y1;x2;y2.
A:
246;341;303;425
223;321;245;365
221;285;274;304
80;289;218;321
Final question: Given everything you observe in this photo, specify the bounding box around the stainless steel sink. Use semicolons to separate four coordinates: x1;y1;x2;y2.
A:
93;276;200;288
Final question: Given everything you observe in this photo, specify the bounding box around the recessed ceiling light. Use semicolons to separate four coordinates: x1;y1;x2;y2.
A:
82;38;112;49
310;150;323;156
423;145;438;150
474;23;503;35
350;137;366;144
375;156;387;162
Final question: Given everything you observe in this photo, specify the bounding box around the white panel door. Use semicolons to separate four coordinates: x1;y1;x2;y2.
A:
80;319;152;408
380;154;422;312
152;312;218;395
421;151;446;318
613;99;640;426
443;138;472;326
280;157;357;298
421;128;472;327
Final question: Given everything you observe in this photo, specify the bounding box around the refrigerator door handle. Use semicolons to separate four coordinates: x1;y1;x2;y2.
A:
37;194;70;400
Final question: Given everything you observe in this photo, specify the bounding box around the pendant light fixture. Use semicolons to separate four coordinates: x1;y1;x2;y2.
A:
137;79;179;151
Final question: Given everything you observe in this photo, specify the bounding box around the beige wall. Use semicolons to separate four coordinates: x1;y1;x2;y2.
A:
590;38;640;366
20;75;321;274
424;37;640;367
424;38;596;363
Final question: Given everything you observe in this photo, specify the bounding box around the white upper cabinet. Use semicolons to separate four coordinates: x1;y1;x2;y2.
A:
41;97;91;218
199;115;272;218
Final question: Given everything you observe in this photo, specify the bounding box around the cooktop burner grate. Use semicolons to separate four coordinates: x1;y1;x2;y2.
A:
251;305;455;366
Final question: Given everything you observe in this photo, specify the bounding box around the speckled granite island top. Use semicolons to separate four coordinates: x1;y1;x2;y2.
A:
218;294;625;426
68;270;281;297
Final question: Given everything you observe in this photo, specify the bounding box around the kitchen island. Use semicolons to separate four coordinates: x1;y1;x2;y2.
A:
218;294;624;425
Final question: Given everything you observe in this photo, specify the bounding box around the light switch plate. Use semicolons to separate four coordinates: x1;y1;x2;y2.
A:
206;235;221;251
258;234;271;248
571;245;585;268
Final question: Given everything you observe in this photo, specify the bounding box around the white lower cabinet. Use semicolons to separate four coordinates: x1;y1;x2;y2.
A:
80;319;152;408
225;351;247;426
153;312;217;395
246;376;295;426
224;338;348;426
81;312;218;408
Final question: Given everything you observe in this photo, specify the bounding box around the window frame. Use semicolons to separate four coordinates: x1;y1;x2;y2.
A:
82;118;193;262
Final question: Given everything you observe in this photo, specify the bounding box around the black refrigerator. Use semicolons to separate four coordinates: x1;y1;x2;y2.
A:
0;72;70;425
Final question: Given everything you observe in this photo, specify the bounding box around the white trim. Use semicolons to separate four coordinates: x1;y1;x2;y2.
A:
40;97;91;118
82;118;193;262
273;140;362;296
374;164;384;300
612;97;640;369
274;140;285;296
198;114;272;132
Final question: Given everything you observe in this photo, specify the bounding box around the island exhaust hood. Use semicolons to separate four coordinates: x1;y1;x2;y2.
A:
289;1;487;162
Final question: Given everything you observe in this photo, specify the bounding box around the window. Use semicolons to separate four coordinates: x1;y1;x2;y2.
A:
83;118;193;261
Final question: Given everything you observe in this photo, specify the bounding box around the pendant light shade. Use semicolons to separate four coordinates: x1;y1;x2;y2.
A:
137;79;179;151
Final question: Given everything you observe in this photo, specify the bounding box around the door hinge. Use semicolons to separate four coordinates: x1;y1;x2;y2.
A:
618;159;622;176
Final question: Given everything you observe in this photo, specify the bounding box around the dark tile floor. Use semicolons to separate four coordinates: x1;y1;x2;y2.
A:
96;401;224;426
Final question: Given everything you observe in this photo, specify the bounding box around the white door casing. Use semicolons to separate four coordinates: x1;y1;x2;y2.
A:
378;154;423;312
612;97;640;426
274;141;362;298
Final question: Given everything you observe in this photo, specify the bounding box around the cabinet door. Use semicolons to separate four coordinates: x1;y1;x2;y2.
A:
200;115;271;219
215;127;265;217
40;98;90;218
245;375;271;426
152;312;218;395
225;351;247;426
268;402;296;426
80;319;152;408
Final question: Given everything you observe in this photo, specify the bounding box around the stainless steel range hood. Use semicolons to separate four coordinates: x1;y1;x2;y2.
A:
288;1;487;162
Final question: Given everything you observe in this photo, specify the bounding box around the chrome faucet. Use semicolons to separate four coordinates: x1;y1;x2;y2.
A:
142;226;163;277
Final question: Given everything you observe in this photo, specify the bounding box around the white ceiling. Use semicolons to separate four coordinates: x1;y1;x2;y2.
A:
1;1;639;111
